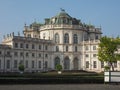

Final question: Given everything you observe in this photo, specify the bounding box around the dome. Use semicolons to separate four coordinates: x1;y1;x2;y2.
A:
45;9;81;25
55;9;72;19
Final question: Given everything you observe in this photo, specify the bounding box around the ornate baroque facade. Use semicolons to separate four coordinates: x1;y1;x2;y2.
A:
1;9;118;73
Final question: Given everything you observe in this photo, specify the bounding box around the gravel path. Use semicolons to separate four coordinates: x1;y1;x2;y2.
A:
0;84;120;90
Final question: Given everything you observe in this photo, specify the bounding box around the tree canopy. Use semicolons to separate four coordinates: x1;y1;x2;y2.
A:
98;36;120;71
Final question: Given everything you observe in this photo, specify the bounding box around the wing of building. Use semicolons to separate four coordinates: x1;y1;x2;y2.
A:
0;9;114;73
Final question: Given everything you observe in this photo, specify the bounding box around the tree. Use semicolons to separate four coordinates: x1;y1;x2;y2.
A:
98;36;120;71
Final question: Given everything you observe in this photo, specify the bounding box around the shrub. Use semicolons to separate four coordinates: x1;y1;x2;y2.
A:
55;64;62;71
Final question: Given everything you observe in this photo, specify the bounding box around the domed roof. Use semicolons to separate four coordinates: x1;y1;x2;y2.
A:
55;9;72;19
44;9;81;25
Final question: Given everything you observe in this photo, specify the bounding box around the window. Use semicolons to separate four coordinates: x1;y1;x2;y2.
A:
93;54;96;57
45;54;48;58
39;45;41;50
32;44;35;49
45;61;48;68
39;61;41;68
85;46;89;50
66;46;68;52
93;61;97;68
86;61;89;68
6;60;10;69
64;33;69;43
25;60;28;68
32;53;35;57
56;46;59;52
14;52;18;57
14;60;17;68
19;60;23;65
85;54;89;57
95;35;98;39
101;61;104;68
114;61;117;68
32;61;34;68
7;51;10;55
55;33;59;43
0;59;1;69
20;43;23;48
20;52;23;56
93;46;96;50
45;45;48;50
73;34;78;44
15;43;18;48
39;53;41;57
75;46;77;52
0;51;2;55
26;52;29;57
28;34;31;37
26;44;29;49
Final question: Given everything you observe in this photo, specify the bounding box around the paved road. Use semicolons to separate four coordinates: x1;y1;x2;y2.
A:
0;84;120;90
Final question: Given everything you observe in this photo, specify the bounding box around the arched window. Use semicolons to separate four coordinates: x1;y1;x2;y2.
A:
64;33;69;43
55;33;59;43
73;34;78;44
73;57;79;70
54;57;60;69
64;56;70;70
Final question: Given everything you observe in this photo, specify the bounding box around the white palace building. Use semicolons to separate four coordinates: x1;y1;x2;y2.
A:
0;9;119;73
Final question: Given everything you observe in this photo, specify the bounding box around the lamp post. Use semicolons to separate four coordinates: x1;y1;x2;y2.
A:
43;34;45;72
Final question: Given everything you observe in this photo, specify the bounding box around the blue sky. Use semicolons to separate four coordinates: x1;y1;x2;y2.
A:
0;0;120;42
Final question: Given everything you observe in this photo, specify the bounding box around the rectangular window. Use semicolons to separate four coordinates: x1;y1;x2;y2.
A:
114;61;117;68
39;61;41;68
6;60;10;69
7;51;10;55
26;44;29;49
32;53;35;57
75;46;77;52
20;43;23;48
85;46;88;50
26;52;29;57
39;53;41;57
25;60;28;68
45;61;48;68
20;52;23;56
93;46;96;50
14;52;18;57
39;45;41;50
14;60;17;68
95;35;98;39
19;60;23;65
32;61;34;68
86;61;89;68
15;43;18;48
0;51;1;55
93;61;97;68
101;61;104;68
45;45;48;50
85;54;89;57
32;44;35;49
66;46;68;52
45;54;48;58
93;54;96;57
0;59;1;69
